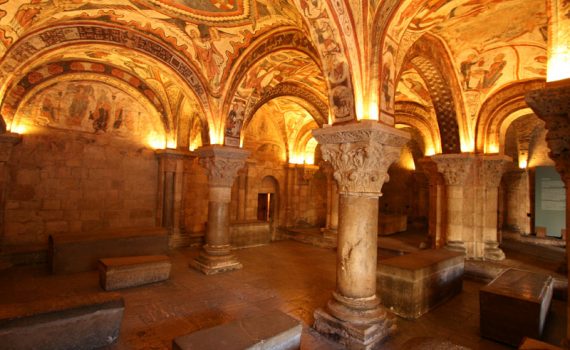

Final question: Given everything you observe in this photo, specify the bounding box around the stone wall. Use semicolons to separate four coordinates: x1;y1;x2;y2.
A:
182;158;208;243
4;127;158;247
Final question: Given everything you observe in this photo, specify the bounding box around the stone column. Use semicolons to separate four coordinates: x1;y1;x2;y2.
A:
433;154;475;255
417;157;446;248
156;149;193;248
312;121;409;350
323;163;339;242
526;80;570;343
0;132;22;251
479;155;510;260
191;145;249;275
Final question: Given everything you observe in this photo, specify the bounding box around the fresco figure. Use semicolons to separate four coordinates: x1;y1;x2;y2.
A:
68;85;92;127
404;78;431;102
460;54;478;90
189;24;224;85
480;53;506;90
226;99;245;138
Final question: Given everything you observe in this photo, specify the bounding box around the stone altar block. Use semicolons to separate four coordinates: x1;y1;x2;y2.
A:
49;226;168;274
99;255;171;291
480;268;553;346
173;310;301;350
377;249;464;318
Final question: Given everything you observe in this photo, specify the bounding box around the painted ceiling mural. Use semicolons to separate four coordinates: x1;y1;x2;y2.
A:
224;49;325;146
16;80;164;143
0;0;302;95
396;67;433;106
389;0;548;146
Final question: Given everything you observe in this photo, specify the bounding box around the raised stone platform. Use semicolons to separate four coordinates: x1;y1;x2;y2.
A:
519;337;562;349
0;292;124;350
480;268;553;346
49;226;168;274
377;249;464;318
173;310;301;350
378;214;407;235
99;255;171;291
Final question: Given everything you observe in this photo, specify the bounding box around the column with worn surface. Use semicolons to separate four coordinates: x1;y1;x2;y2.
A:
417;157;446;248
312;121;409;350
191;145;249;275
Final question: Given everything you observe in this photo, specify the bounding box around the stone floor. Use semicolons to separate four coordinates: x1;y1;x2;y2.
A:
0;237;567;349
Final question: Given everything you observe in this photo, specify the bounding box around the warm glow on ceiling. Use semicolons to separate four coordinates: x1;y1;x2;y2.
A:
425;147;436;156
519;159;528;169
547;46;570;82
487;143;499;154
147;132;166;149
11;123;29;134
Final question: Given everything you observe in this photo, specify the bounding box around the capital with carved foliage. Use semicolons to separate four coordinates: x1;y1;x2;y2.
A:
197;145;249;188
526;80;570;182
312;121;410;195
479;155;512;188
432;154;475;186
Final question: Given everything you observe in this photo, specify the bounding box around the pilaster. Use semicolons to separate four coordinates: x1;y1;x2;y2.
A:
433;154;475;255
0;132;22;251
190;145;249;275
312;121;409;350
479;155;511;260
156;149;194;248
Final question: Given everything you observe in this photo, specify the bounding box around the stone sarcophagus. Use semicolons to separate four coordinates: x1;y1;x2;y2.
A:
480;268;553;346
377;249;464;319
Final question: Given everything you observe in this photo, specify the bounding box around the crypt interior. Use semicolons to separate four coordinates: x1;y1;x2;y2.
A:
1;0;570;349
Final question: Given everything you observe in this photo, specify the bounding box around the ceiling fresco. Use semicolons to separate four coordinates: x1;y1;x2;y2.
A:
0;0;302;95
16;80;164;143
396;67;432;106
392;0;548;138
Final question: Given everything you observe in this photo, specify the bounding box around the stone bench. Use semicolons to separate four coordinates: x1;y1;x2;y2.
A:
173;310;302;350
49;226;168;274
480;268;553;346
0;292;124;350
377;248;464;318
99;255;171;291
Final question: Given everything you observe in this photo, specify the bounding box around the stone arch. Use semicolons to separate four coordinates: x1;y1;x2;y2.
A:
222;28;325;147
370;0;405;123
0;22;210;127
2;60;169;131
243;82;328;131
475;79;545;153
401;33;465;154
395;101;441;155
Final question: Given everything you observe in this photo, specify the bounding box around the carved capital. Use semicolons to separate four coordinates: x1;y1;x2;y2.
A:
312;121;410;195
433;154;475;186
155;149;194;172
197;145;249;187
479;155;511;188
526;81;570;181
0;132;21;162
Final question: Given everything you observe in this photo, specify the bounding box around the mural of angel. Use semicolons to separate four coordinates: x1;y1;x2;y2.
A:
188;24;225;86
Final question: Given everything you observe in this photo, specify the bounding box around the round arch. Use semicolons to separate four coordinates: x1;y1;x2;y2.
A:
475;79;545;153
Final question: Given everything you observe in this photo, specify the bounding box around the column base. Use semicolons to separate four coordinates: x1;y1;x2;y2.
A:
169;231;191;249
313;307;395;350
445;241;466;254
190;250;242;275
484;241;506;261
322;228;338;247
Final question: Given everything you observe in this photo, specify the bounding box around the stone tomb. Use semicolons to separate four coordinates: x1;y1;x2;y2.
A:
377;248;464;319
480;268;553;346
99;255;171;291
48;226;168;274
0;292;124;350
173;310;302;350
518;337;562;350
